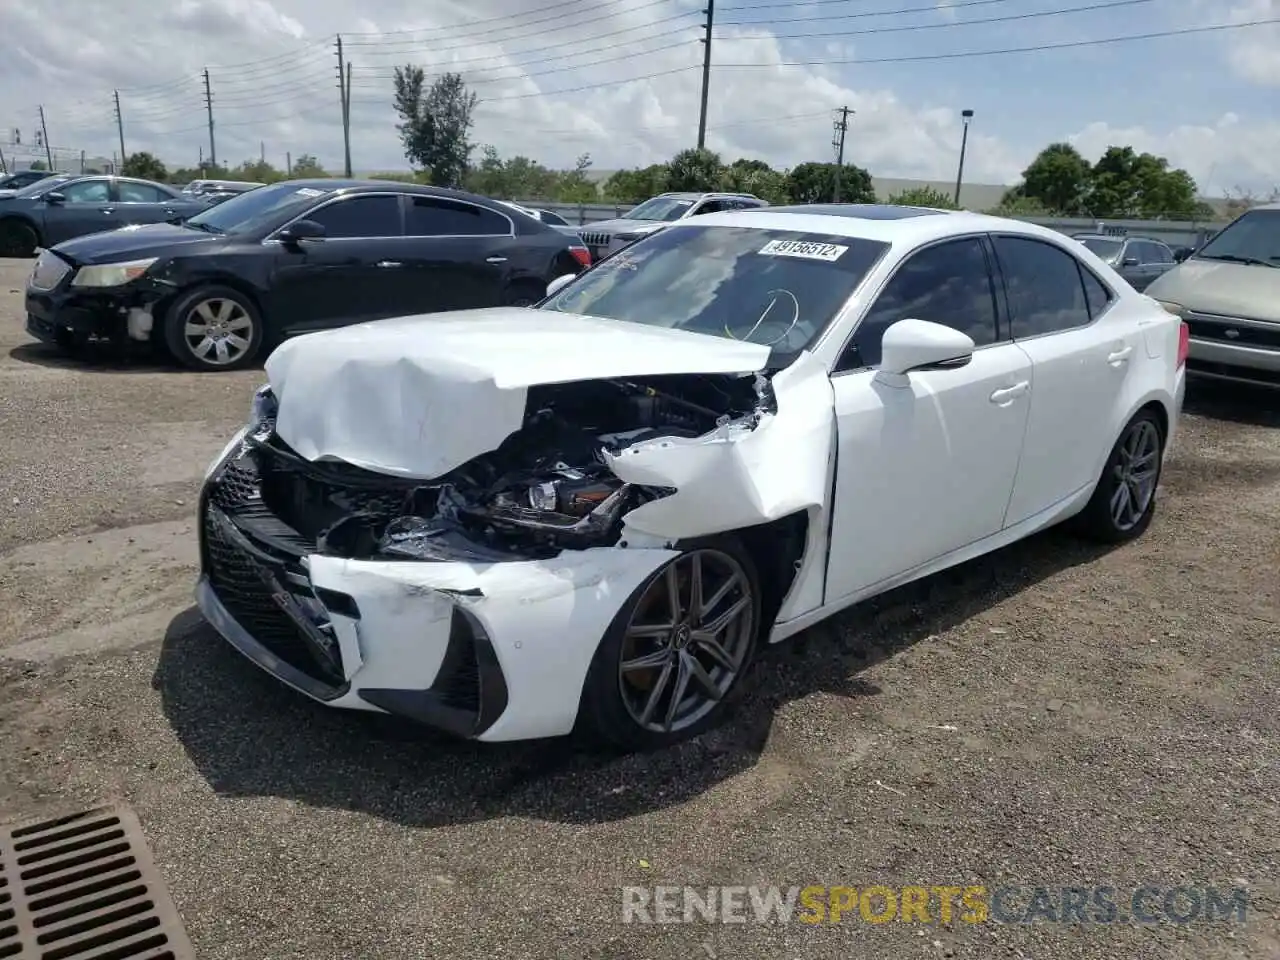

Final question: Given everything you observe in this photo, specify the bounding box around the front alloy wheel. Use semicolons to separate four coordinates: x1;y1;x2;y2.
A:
581;541;762;750
164;285;263;371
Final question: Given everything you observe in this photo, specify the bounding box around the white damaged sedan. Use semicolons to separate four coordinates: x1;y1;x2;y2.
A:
196;204;1187;750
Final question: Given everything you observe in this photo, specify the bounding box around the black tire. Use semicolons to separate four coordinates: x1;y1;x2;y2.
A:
577;536;763;752
162;285;264;371
502;279;546;307
0;219;39;258
1074;409;1165;543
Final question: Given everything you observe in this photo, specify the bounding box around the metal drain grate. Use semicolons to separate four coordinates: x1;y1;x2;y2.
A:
0;805;194;959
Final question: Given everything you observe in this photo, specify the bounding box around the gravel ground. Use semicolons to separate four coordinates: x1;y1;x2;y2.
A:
0;256;1277;959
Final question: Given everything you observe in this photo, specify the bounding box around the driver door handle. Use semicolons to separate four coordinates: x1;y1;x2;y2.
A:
100;208;115;214
1107;345;1133;364
989;381;1030;405
375;260;402;268
485;256;508;263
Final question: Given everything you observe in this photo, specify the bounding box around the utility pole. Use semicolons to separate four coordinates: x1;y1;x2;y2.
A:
198;144;204;174
336;35;353;176
0;141;7;174
260;141;265;164
831;106;851;202
203;68;217;168
113;90;126;167
286;151;292;176
38;106;53;170
80;150;85;174
696;0;715;149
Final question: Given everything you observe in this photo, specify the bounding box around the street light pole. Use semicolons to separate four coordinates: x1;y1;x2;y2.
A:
953;108;974;207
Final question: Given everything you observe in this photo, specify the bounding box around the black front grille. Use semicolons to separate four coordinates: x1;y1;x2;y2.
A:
202;506;345;690
580;231;610;247
209;456;260;511
1186;316;1280;350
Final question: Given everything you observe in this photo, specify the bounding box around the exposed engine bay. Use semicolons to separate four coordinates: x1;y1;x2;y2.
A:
233;373;774;561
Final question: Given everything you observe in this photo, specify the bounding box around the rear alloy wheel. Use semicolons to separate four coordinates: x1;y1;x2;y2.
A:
1076;410;1164;543
580;540;762;751
163;285;263;371
0;220;39;258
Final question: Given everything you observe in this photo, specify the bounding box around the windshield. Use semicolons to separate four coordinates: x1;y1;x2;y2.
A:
625;197;695;222
1194;209;1280;266
12;175;72;198
184;181;335;235
1077;237;1123;260
539;224;890;357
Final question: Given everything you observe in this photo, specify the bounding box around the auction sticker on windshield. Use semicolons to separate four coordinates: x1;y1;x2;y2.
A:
758;239;848;262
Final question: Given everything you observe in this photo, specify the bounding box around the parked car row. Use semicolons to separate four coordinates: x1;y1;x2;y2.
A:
23;179;592;370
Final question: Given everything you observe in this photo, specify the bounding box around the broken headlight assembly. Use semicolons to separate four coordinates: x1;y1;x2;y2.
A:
69;258;157;288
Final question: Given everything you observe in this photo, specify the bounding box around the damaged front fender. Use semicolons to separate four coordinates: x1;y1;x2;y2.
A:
605;351;835;541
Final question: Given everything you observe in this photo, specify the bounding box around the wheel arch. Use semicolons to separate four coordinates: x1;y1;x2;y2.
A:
0;214;43;246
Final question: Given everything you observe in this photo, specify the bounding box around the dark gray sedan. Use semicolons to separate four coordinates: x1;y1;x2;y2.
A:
0;175;207;257
1073;233;1179;291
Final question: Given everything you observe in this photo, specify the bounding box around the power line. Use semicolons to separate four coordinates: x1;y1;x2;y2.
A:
719;0;1017;23
720;0;1157;40
342;0;676;41
717;18;1280;66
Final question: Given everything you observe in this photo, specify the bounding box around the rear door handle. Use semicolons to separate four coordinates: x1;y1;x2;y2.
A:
101;208;115;214
485;256;508;263
989;381;1030;405
1108;345;1133;364
375;260;402;268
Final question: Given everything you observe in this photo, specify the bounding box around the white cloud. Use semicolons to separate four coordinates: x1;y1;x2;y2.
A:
0;0;1277;195
1069;114;1280;196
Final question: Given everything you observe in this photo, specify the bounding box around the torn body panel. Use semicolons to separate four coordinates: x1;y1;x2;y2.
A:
198;325;836;740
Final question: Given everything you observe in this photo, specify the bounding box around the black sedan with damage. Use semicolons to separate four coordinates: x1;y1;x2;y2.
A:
24;179;592;371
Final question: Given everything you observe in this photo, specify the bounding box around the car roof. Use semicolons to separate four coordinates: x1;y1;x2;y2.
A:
658;191;760;200
671;205;1081;248
1075;233;1168;244
291;179;509;206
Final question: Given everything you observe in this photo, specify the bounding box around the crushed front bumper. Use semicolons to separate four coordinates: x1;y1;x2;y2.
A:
25;279;162;345
195;445;674;741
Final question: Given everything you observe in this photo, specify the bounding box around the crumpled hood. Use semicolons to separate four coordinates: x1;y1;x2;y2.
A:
585;218;664;235
265;307;771;480
1145;258;1280;323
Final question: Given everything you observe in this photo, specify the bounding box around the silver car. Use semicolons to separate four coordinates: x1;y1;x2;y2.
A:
1144;202;1280;389
578;192;767;261
1074;234;1178;291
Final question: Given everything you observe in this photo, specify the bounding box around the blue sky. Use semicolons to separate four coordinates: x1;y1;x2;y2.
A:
2;0;1277;194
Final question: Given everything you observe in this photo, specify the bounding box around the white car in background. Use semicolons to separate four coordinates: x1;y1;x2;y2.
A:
197;203;1186;751
495;199;583;239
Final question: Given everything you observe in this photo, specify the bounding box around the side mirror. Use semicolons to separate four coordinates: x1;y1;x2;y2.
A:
545;274;576;298
878;319;975;377
1173;247;1192;262
278;219;325;244
42;192;66;205
1121;256;1139;267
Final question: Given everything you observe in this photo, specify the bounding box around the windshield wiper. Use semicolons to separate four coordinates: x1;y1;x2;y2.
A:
1197;253;1278;268
186;220;225;234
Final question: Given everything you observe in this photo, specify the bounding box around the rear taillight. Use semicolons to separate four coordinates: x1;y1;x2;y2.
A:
568;245;591;269
1176;321;1189;369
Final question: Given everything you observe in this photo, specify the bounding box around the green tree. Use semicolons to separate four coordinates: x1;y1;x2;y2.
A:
121;151;168;181
29;159;46;171
290;154;327;178
392;66;478;188
555;153;598;203
228;159;283;183
785;162;873;204
720;158;789;204
1085;146;1199;219
984;189;1051;217
887;185;958;209
666;148;723;192
602;164;669;203
1020;143;1091;215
